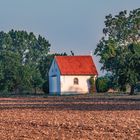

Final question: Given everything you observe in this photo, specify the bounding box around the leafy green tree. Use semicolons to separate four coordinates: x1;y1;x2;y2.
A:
0;30;50;93
104;73;119;90
94;8;140;94
8;30;50;65
0;51;20;92
14;65;33;93
31;67;44;94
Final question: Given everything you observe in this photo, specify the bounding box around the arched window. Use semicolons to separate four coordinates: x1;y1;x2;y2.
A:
74;78;79;85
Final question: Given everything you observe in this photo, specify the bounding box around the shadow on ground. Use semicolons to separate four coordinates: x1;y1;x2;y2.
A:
0;95;140;111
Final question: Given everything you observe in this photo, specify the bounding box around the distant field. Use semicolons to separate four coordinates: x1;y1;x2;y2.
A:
0;94;140;139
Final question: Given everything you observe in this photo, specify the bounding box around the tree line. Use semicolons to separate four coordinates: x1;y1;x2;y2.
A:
0;29;66;94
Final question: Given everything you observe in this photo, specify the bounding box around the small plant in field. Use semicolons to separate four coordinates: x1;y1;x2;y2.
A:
89;76;95;94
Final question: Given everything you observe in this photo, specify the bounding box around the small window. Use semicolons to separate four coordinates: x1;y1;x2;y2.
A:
74;78;79;85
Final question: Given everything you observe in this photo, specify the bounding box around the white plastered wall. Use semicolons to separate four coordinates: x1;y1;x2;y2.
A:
60;75;95;95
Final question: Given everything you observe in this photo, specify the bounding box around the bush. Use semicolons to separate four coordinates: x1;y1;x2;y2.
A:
96;77;109;92
42;80;49;94
89;76;95;93
135;83;140;92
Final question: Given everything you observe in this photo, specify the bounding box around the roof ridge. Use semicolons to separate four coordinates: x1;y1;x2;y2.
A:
55;55;92;57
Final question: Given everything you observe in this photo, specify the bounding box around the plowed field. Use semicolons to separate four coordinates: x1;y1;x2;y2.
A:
0;94;140;140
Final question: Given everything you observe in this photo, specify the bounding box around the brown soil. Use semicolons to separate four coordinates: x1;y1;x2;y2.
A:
0;95;140;140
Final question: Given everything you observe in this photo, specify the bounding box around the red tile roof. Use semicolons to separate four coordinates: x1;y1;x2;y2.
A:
55;56;98;75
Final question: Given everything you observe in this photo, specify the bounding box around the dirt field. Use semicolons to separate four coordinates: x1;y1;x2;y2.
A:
0;94;140;140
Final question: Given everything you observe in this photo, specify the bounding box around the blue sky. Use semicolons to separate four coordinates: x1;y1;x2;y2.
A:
0;0;140;75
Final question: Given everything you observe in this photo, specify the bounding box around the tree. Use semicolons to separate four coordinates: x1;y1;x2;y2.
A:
0;30;50;93
104;73;119;90
31;67;44;94
94;8;140;94
0;51;21;92
8;30;50;65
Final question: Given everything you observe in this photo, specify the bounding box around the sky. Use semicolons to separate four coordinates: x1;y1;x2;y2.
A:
0;0;140;75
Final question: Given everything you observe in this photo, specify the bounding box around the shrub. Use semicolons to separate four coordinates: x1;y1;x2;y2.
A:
89;76;95;93
135;83;140;92
42;80;49;94
96;77;109;92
